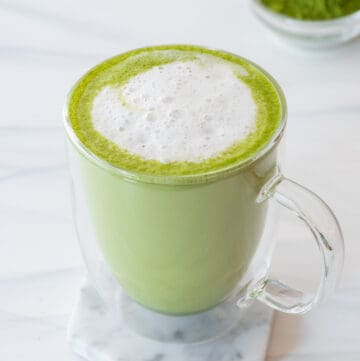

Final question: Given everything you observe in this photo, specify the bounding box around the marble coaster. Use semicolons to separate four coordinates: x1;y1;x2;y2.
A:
68;281;273;361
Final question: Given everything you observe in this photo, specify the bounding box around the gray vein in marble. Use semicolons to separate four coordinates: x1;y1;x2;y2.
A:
68;281;273;361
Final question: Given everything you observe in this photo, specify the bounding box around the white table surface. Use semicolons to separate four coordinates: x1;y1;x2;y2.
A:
1;0;359;360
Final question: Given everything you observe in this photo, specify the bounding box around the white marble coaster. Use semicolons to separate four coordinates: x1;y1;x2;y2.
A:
68;281;273;361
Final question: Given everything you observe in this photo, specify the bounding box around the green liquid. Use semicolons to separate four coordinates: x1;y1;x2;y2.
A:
66;46;284;315
70;143;279;314
68;45;282;176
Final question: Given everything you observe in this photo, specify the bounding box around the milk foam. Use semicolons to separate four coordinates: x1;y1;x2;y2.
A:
91;55;257;163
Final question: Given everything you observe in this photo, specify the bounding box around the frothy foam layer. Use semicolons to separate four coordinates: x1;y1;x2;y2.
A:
91;57;256;163
68;45;282;176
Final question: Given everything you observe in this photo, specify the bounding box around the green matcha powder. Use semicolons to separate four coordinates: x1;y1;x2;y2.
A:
261;0;360;20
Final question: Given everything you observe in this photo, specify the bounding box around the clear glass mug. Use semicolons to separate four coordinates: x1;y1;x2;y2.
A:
64;49;344;343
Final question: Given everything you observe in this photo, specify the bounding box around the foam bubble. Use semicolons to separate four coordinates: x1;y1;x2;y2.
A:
91;54;256;163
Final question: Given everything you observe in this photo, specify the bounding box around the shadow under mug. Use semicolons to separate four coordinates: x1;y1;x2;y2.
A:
64;50;344;343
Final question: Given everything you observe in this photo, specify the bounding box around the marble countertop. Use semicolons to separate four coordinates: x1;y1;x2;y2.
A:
1;0;359;360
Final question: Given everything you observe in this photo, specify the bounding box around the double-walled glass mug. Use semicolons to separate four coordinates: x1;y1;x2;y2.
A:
64;47;344;343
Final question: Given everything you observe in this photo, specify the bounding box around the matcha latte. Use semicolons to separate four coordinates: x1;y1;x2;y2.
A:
68;45;281;176
66;46;285;315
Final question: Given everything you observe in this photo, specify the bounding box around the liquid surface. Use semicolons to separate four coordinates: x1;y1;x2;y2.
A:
68;45;282;176
92;58;256;163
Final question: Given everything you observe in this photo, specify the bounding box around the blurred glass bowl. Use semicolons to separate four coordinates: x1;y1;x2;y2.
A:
249;0;360;48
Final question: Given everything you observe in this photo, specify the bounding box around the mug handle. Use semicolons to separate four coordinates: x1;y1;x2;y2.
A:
252;175;344;314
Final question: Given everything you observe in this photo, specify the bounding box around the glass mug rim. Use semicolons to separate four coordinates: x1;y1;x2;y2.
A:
63;44;287;185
